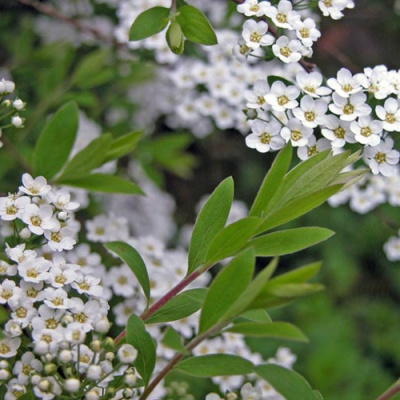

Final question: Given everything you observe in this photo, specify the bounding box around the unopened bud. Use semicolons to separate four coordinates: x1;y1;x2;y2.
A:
166;21;185;54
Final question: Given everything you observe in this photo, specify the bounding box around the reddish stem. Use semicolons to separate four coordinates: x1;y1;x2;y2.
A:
376;382;400;400
115;269;201;344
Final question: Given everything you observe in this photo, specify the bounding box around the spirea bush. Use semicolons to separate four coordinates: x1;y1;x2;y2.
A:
0;1;399;400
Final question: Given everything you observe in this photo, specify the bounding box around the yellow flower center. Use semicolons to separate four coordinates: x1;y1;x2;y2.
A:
1;289;12;299
30;216;41;226
291;130;302;141
0;344;11;354
305;111;315;121
27;269;39;278
46;319;58;329
280;46;291;58
260;133;271;144
278;95;289;106
374;152;386;164
50;232;61;243
334;127;345;138
78;282;90;291
300;28;309;38
307;145;318;157
386;113;395;123
276;13;287;23
6;205;17;215
361;127;372;137
16;307;27;318
250;32;261;43
343;104;354;115
342;84;353;93
250;4;259;12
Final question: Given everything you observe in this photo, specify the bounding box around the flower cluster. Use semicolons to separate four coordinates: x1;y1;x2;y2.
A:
0;173;142;399
0;77;25;148
237;0;354;64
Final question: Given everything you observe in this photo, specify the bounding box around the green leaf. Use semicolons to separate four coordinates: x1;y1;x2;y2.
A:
145;288;206;324
314;391;324;400
34;101;78;179
249;143;292;217
256;364;317;400
238;309;271;323
175;354;254;377
205;217;260;265
225;258;278;318
104;241;150;302
255;185;343;234
60;173;144;195
103;131;142;164
188;177;234;274
71;50;111;89
129;7;170;41
166;21;185;54
249;282;324;310
269;262;321;286
161;326;188;354
246;227;334;257
57;134;113;181
199;249;255;334
126;314;156;386
226;321;308;342
176;5;218;45
267;75;295;88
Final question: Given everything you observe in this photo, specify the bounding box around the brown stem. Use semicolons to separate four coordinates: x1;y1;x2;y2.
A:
139;323;224;400
376;381;400;400
231;0;316;73
114;268;202;344
15;0;123;49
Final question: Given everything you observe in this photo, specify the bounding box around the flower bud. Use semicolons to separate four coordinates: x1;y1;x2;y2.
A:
13;99;24;110
86;390;100;400
65;378;80;393
11;116;23;128
19;228;31;240
102;337;115;351
94;316;110;333
87;365;102;381
0;369;9;380
44;363;57;375
166;21;185;55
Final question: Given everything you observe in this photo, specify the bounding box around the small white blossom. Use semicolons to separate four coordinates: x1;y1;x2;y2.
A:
375;97;400;132
242;20;274;50
272;36;303;63
364;137;400;176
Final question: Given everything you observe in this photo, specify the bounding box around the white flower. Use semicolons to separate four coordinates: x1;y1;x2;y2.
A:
296;71;332;98
11;116;23;128
12;352;42;385
272;36;303;63
33;376;61;400
318;0;349;20
13;99;24;110
0;279;22;308
264;1;300;30
71;274;103;297
350;116;382;146
364;137;400;177
117;344;138;364
237;0;272;17
46;189;79;211
245;120;285;153
321;115;353;147
241;383;263;400
294;18;321;47
292;95;328;128
245;80;270;109
43;288;71;309
329;92;371;121
19;173;51;197
5;243;36;264
327;68;363;97
242;20;274;50
384;235;400;261
280;118;314;147
264;80;300;112
297;136;331;160
21;203;57;236
0;337;21;358
375;97;400;132
44;226;76;252
0;195;30;221
0;78;15;94
18;257;52;284
69;298;101;332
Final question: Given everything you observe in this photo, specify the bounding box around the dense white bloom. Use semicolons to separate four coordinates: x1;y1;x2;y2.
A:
0;195;30;221
18;257;52;283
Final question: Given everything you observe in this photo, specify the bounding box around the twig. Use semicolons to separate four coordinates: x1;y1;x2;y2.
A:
376;380;400;400
114;268;202;344
231;0;316;73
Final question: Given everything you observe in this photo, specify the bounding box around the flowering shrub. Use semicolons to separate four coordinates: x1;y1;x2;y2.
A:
0;1;400;400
